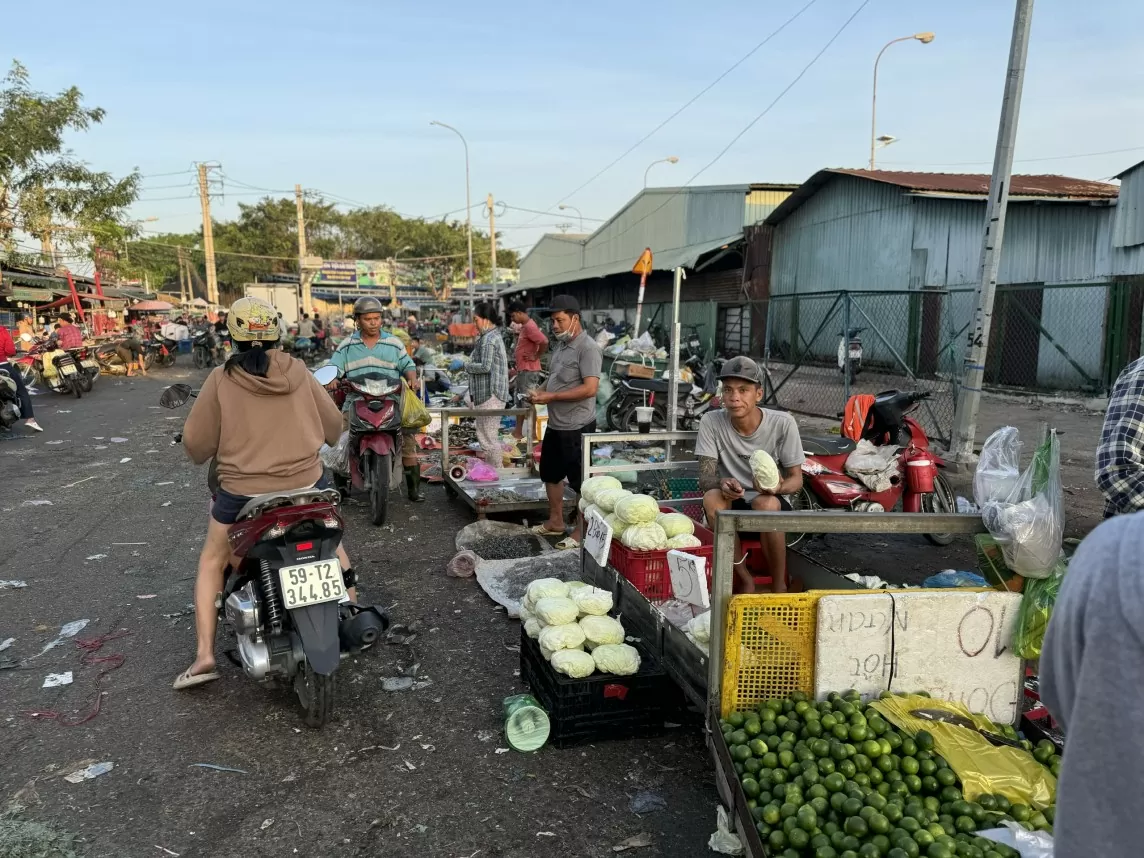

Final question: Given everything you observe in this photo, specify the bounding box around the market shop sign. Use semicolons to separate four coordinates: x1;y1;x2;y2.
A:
9;287;56;302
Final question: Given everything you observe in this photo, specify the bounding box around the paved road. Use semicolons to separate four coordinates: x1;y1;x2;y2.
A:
0;369;715;858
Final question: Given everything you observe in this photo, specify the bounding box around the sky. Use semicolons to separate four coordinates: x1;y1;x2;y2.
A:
5;0;1143;264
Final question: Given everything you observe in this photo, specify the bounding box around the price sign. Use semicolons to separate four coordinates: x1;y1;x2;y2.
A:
667;550;709;609
582;510;613;568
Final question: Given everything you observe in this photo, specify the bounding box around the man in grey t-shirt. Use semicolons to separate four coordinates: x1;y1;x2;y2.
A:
696;356;804;592
528;295;602;549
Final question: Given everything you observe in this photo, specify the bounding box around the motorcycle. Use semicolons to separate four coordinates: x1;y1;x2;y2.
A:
605;354;725;431
320;365;403;527
146;334;178;368
792;389;955;546
838;326;865;385
292;336;319;364
0;365;21;430
70;346;100;392
18;340;83;398
158;379;389;728
192;328;223;369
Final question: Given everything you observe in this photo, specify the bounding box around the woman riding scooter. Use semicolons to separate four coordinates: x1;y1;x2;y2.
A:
174;296;356;690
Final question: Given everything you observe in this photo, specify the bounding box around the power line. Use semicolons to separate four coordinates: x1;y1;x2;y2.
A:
138;168;196;179
576;0;872;256
501;204;605;222
518;0;822;228
879;144;1144;168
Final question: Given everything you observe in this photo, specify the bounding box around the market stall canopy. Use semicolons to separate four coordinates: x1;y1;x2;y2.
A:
191;297;209;308
131;300;175;312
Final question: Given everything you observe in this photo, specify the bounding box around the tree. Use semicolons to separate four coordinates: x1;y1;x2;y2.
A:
0;61;139;263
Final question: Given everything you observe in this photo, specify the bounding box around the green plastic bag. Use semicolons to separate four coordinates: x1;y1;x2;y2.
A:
1013;558;1066;660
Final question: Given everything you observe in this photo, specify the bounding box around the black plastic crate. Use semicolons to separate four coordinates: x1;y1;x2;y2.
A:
519;628;672;748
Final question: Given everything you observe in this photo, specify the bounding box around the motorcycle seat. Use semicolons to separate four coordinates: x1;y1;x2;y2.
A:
802;436;857;456
623;377;691;395
236;487;340;521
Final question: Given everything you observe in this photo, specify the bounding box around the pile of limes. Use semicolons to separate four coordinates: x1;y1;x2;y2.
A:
719;690;1057;858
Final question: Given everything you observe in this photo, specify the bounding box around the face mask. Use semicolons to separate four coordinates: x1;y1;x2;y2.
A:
555;320;578;342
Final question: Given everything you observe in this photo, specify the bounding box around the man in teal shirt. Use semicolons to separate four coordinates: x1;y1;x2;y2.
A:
328;296;422;500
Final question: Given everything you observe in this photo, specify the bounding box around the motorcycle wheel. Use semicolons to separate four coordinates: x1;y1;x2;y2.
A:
77;371;93;393
294;661;335;728
370;452;390;526
17;362;36;387
605;396;629;431
922;473;957;546
160;352;176;367
783;486;817;547
70;376;83;399
192;347;206;369
143;352;155;371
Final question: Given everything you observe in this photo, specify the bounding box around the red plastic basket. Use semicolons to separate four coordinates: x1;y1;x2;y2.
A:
608;507;715;600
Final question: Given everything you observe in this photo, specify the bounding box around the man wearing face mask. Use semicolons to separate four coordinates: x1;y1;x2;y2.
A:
528;295;602;550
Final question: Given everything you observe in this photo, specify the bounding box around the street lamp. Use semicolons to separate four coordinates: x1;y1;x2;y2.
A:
643;156;680;188
558;204;584;232
870;32;935;169
429;120;474;315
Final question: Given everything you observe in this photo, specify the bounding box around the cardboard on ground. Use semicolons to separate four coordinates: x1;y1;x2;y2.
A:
814;591;1024;724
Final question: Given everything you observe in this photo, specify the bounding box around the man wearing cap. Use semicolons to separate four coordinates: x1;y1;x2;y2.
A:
528;295;602;549
697;356;804;592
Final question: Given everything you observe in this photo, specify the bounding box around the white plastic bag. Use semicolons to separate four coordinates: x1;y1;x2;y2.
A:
974;426;1023;508
319;430;351;476
844;439;900;492
978;821;1054;858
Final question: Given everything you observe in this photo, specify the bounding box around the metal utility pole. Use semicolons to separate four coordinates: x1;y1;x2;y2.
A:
295;184;312;313
869;32;936;169
950;0;1035;462
196;163;220;306
429;121;474;318
487;193;498;300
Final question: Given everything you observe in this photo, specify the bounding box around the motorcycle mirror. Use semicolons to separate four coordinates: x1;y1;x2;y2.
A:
312;365;338;386
159;383;192;409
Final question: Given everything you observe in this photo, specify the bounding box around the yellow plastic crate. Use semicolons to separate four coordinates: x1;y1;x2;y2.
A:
720;589;887;717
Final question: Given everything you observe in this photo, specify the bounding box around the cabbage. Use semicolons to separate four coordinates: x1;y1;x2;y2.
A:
570;586;613;617
666;533;702;550
686;610;711;644
594;488;632;514
658;513;695;539
615;494;660;525
534;596;579;626
579;615;625;647
582;503;602;523
524;618;542;639
550;649;596;678
620;522;668;551
580;475;621;504
538;622;586;654
518;604;535;623
565;580;589;593
750;449;780;491
578;497;589;513
526;578;569;603
592;643;641;676
604;513;629;537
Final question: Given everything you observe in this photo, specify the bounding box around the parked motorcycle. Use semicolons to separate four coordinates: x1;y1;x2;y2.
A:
70;346;100;392
0;365;21;429
158;379;389;727
319;365;403;526
605;354;725;431
792;390;955;546
17;340;83;398
146;334;178;368
838;326;865;385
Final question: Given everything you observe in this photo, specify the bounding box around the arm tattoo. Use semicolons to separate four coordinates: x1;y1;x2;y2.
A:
698;456;720;492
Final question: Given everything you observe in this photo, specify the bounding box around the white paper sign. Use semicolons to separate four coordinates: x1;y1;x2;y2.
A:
582;510;613;568
667;550;709;609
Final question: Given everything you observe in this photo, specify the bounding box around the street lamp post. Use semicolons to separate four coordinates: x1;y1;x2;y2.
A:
430;120;475;317
870;32;935;169
643;156;680;187
558;204;584;232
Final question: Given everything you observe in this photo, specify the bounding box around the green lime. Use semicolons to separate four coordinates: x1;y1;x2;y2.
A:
825;773;847;793
779;750;795;768
761;721;779;736
845;816;869;838
742;778;760;798
822;713;839;729
1008;803;1030;822
781;802;799;819
869;812;892;835
789;828;811;849
913;829;935;848
833;723;852;740
850;724;870;742
806;720;825;738
728;711;746;727
809;783;829;800
729;730;748;746
749;738;768;756
768;829;787;851
731;745;752;763
955;816;977;834
921;776;939;795
900;737;918;757
811;796;829;816
798;804;818;831
935;768;957;787
940;787;962;804
859;844;880;858
877;754;896;773
869;717;889;736
842;797;864;817
901;757;920;776
819;758;837;776
745;718;762;736
915;730;935;751
926;844;953;858
816;847;839;858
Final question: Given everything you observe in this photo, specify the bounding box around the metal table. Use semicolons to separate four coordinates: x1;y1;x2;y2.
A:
437;406;576;519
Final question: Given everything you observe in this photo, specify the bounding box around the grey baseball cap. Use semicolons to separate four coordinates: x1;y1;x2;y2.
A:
719;355;763;385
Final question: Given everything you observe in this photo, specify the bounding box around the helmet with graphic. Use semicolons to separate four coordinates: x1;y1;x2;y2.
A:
353;296;385;317
227;296;281;343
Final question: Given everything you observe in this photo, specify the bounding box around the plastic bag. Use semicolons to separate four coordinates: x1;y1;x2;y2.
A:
978;821;1055;858
982;430;1064;579
401;381;431;429
845;439;900;492
466;458;499;482
446;550;479;578
870;694;1056;809
974;426;1023;508
1014;558;1066;659
923;569;989;588
319;430;351;477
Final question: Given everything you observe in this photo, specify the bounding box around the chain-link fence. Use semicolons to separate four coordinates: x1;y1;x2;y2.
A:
755;284;1118;445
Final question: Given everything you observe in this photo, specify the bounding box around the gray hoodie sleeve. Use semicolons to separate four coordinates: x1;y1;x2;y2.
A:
1041;513;1144;857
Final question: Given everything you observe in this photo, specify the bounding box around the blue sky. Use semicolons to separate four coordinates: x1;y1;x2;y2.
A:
6;0;1143;260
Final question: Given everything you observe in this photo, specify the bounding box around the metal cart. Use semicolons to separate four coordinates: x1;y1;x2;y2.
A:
437;405;576;520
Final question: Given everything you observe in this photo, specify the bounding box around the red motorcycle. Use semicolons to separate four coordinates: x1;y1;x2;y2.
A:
792;390;956;545
159;380;388;727
316;366;403;527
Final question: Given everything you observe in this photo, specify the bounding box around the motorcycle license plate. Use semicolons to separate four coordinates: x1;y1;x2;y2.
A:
81;360;98;370
278;560;344;608
60;364;78;376
689;338;701;349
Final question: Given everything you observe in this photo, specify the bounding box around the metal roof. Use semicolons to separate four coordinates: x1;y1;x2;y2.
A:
766;168;1120;225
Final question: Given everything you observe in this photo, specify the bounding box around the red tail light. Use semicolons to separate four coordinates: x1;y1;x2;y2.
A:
295;541;313;551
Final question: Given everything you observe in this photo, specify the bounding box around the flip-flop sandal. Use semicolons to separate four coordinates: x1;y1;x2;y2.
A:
530;524;566;537
172;667;221;690
554;537;580;550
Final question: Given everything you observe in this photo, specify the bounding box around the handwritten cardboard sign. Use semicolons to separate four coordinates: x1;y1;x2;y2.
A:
814;591;1024;724
582;510;613;569
667;550;709;608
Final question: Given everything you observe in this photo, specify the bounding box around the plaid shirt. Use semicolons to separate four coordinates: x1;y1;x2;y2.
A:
1097;355;1144;517
467;327;509;405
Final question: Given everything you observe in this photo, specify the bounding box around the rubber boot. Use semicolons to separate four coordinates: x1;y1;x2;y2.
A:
404;465;425;503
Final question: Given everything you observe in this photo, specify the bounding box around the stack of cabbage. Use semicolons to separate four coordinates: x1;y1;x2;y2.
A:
518;577;641;678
